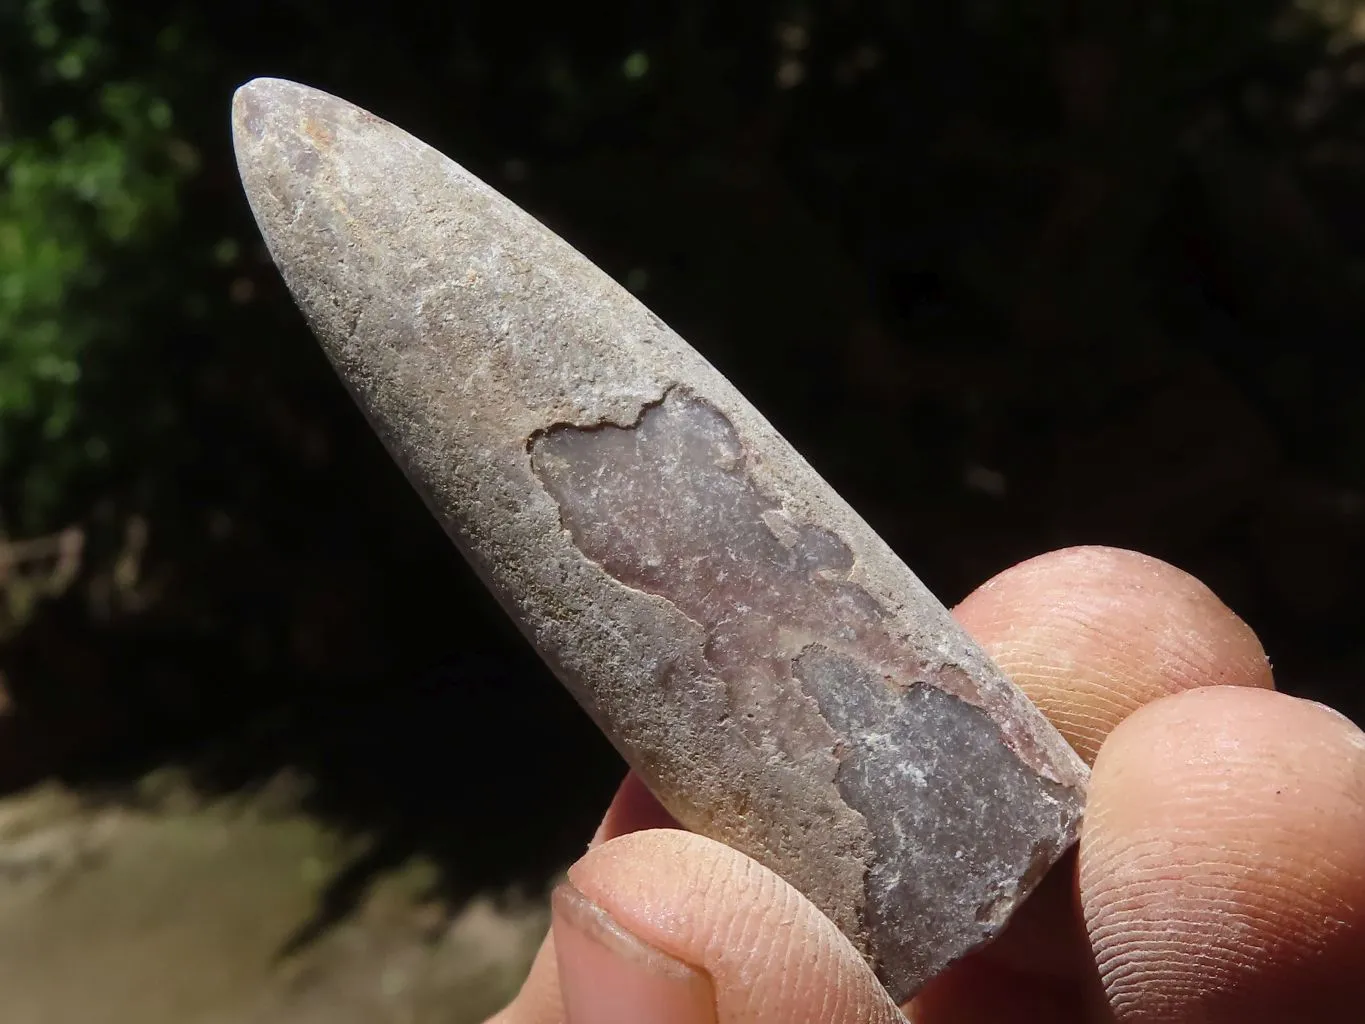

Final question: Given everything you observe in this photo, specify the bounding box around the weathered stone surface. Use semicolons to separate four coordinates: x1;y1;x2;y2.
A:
231;77;1089;1002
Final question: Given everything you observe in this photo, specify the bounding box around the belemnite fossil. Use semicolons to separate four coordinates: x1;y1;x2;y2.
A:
231;77;1088;1003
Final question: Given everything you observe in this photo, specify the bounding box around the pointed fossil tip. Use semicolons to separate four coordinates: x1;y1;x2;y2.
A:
231;77;343;164
232;77;291;146
230;77;356;228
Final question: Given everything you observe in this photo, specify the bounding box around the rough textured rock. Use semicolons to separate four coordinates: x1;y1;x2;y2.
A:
231;77;1089;1002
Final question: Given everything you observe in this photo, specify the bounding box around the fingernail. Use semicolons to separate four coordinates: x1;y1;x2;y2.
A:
551;881;717;1024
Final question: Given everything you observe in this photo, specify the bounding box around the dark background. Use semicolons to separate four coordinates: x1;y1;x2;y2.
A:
4;0;1365;915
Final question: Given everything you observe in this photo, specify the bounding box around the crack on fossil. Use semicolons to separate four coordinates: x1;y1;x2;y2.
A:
525;383;680;453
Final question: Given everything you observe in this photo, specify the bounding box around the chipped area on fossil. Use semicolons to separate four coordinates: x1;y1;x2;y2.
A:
794;646;1072;992
528;390;913;762
528;390;1072;987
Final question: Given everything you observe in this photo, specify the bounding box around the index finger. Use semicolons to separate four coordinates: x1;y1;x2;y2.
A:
953;545;1274;765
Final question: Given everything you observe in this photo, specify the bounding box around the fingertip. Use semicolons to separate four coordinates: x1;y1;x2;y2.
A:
954;545;1273;763
1081;686;1365;1022
569;829;904;1024
490;773;683;1024
551;880;716;1024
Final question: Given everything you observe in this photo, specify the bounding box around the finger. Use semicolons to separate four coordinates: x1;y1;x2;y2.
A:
592;549;1264;994
502;545;1281;1022
551;878;716;1024
926;545;1274;992
953;545;1274;764
590;772;681;847
490;773;681;1024
559;828;904;1024
486;935;563;1024
1082;686;1365;1023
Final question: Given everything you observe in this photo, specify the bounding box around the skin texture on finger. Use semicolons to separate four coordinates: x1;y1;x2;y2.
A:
552;880;718;1024
568;829;906;1024
953;546;1274;764
1082;686;1365;1023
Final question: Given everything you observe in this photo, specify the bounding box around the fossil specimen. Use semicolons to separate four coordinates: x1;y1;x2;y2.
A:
231;77;1088;1003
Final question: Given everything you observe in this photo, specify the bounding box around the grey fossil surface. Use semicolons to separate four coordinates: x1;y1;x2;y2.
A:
231;77;1088;1003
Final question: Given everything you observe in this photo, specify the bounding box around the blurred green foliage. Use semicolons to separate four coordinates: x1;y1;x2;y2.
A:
1;0;192;528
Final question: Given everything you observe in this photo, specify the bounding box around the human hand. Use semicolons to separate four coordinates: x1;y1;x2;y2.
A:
486;546;1365;1023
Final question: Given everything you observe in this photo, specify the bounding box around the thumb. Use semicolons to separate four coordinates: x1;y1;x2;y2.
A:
508;828;904;1024
551;877;715;1023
